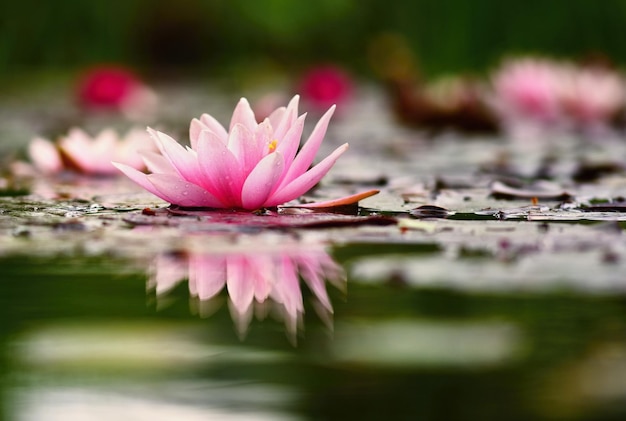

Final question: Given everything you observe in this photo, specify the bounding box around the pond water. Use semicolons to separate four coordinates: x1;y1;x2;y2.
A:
1;83;626;420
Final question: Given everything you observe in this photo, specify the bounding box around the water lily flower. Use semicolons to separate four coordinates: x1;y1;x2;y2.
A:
489;57;566;128
28;127;154;176
559;65;626;130
488;57;626;136
149;243;345;337
114;95;354;210
76;65;158;120
298;65;353;112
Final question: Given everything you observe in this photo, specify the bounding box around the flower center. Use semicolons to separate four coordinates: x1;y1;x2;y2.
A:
268;139;278;153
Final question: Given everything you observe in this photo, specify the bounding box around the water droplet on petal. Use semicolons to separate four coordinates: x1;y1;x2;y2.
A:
182;191;189;196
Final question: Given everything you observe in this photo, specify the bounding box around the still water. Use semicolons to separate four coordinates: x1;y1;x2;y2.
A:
2;85;626;420
1;237;625;421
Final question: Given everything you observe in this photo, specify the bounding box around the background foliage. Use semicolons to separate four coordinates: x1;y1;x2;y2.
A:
2;0;626;80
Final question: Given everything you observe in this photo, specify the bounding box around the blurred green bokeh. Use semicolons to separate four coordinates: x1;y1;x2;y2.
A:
2;0;626;80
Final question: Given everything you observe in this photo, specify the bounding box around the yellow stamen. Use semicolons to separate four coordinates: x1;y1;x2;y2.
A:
268;139;278;152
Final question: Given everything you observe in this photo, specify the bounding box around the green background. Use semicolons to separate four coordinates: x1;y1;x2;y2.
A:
2;0;626;80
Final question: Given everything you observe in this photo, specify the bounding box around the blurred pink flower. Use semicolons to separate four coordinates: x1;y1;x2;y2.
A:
298;65;353;111
149;244;345;337
489;57;626;136
28;127;154;176
559;66;626;128
114;95;351;210
490;58;565;126
76;66;158;120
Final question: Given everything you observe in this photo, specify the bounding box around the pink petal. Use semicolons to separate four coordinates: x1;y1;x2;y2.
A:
299;259;332;312
254;118;274;153
147;173;225;207
255;117;273;135
91;130;119;172
141;151;178;175
248;256;272;302
28;137;63;174
266;143;348;207
275;114;306;171
196;130;245;207
267;106;286;128
113;162;169;201
94;128;118;151
272;257;304;318
227;123;263;177
191;115;229;149
229;98;257;133
189;255;226;300
189;118;208;150
273;95;300;140
241;151;285;209
226;256;255;315
200;113;229;141
117;129;153;171
152;254;187;295
149;129;209;190
147;128;166;155
59;130;97;172
65;128;91;147
277;105;335;190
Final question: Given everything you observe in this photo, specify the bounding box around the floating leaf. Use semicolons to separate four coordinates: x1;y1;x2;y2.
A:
409;205;452;219
280;189;380;214
490;181;573;201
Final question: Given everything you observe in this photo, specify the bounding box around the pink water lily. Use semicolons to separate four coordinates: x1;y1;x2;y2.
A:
149;243;345;337
114;95;351;210
298;65;353;111
76;65;159;121
488;57;626;136
28;127;154;176
489;57;566;126
559;65;626;128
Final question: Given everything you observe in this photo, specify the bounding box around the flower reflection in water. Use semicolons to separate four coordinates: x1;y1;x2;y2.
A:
148;240;346;340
